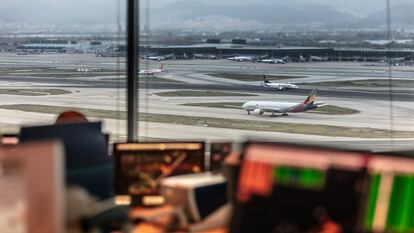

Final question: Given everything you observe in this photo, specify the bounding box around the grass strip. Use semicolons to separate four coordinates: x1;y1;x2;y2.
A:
304;79;414;88
0;89;71;96
155;91;256;97
209;73;305;81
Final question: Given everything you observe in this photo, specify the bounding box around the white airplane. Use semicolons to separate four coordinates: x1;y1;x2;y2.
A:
309;55;328;62
242;89;318;117
260;58;285;64
147;54;175;61
388;56;407;66
228;56;253;62
138;64;165;76
262;75;299;90
148;56;165;61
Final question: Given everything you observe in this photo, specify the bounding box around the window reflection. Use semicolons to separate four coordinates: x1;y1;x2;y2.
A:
0;0;126;142
136;0;414;151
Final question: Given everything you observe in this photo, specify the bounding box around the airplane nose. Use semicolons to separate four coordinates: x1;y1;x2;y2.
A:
242;103;247;109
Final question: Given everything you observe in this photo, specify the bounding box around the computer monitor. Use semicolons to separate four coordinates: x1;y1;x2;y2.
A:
0;141;64;233
19;122;112;200
20;122;108;167
230;142;369;233
363;155;414;232
114;142;205;206
230;142;414;233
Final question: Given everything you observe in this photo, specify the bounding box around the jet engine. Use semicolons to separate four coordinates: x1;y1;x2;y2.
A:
253;109;264;115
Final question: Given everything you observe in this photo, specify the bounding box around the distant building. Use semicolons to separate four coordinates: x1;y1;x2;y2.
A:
232;39;246;45
17;39;112;54
206;39;221;44
76;66;103;72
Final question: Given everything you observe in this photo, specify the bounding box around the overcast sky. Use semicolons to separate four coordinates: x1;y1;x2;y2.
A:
145;0;409;15
0;0;412;26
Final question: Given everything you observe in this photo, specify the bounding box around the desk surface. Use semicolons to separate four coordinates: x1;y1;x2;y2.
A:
130;206;228;233
133;223;227;233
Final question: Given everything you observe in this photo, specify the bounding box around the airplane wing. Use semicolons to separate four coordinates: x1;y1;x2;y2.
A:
260;107;291;113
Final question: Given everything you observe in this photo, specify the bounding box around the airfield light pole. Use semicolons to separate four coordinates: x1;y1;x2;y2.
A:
127;0;139;141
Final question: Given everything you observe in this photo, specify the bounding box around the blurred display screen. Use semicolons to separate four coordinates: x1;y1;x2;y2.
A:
363;156;414;232
0;134;19;145
231;143;414;233
114;142;205;205
210;142;232;172
0;159;26;233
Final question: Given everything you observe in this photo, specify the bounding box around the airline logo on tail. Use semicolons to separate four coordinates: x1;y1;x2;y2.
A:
263;75;270;84
292;89;318;112
303;89;317;104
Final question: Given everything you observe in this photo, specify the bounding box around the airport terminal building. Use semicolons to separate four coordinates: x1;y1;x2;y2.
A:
142;43;414;62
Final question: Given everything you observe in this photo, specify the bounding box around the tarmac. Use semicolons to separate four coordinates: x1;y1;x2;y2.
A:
0;53;413;151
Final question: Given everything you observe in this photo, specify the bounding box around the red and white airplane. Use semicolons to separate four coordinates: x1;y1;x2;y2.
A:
242;89;318;117
138;64;165;76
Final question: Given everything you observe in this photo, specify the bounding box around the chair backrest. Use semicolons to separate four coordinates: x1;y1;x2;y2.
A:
20;122;113;200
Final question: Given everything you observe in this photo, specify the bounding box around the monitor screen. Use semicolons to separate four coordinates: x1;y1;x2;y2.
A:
363;156;414;232
210;142;232;172
231;142;414;233
114;142;205;206
230;142;369;233
20;122;108;168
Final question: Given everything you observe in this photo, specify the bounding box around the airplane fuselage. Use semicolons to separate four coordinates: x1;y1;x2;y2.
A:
139;65;165;76
139;69;162;75
262;82;299;90
243;89;318;116
228;56;253;62
260;59;285;64
148;56;165;61
242;101;317;115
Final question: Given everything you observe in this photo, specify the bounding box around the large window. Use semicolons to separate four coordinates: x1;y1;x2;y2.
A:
0;0;126;141
137;0;414;151
0;1;413;151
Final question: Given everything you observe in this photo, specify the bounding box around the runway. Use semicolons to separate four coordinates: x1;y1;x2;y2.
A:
0;75;413;101
0;53;413;101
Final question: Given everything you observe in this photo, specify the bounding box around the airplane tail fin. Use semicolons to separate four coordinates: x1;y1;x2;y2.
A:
263;75;270;83
303;89;317;104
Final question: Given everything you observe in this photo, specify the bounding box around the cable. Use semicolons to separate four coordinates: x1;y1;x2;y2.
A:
386;0;395;150
143;0;151;141
116;0;122;142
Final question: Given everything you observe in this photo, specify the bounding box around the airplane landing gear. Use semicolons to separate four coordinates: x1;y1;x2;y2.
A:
282;113;289;117
247;111;250;115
